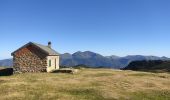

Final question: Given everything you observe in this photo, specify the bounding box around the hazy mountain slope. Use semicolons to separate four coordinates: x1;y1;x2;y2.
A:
0;59;13;67
60;51;114;68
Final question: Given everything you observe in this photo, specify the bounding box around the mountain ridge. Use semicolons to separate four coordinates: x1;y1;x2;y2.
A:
1;51;169;69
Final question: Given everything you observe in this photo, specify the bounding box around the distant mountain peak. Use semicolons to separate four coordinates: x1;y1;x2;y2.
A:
73;51;98;54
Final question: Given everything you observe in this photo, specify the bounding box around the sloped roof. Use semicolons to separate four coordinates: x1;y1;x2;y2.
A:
11;42;60;56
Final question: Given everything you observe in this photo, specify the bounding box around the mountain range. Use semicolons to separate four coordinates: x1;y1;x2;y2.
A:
0;51;169;69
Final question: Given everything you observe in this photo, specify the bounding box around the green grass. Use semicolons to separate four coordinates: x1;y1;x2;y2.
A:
0;68;170;100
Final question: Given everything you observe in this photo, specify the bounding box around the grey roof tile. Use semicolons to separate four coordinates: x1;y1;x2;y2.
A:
31;42;60;55
12;42;60;56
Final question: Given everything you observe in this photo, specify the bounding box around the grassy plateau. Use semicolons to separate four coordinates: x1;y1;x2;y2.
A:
0;68;170;100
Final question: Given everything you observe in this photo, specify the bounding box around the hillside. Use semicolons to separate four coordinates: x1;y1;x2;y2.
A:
0;59;13;67
124;60;170;72
0;68;170;100
1;51;169;69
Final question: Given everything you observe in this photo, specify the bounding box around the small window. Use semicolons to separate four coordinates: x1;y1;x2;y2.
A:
49;60;51;67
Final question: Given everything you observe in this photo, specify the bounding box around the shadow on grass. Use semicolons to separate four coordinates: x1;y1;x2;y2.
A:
0;68;13;76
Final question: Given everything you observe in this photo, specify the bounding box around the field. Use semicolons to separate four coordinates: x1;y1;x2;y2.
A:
0;68;170;100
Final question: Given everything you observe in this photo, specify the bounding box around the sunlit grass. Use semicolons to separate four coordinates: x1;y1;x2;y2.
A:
0;68;170;100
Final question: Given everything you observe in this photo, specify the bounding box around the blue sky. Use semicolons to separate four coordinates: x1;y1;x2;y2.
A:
0;0;170;59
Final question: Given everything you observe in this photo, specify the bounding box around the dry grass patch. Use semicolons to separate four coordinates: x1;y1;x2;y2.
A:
0;68;170;100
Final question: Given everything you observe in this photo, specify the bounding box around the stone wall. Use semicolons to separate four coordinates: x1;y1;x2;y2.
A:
13;45;47;73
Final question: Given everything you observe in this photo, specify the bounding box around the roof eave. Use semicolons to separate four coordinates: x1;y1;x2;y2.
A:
11;42;32;56
11;42;49;56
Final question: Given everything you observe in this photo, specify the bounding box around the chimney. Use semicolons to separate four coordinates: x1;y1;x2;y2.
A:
48;41;51;48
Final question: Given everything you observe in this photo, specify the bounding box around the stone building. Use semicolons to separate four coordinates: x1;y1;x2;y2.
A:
11;42;60;73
